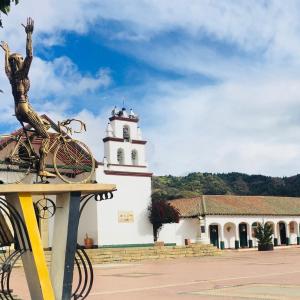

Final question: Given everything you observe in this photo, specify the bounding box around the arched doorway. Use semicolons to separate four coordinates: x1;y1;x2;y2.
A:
279;222;287;245
209;224;219;248
239;223;248;248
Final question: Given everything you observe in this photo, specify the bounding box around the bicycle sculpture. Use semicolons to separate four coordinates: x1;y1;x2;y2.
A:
0;118;95;183
0;17;95;183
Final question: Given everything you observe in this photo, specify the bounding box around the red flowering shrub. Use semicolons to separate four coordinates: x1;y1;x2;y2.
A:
148;200;180;241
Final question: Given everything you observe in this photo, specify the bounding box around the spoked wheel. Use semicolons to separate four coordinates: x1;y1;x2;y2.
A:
0;138;32;183
35;197;56;219
53;139;95;183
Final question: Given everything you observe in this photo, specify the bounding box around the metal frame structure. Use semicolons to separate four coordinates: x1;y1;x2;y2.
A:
0;183;116;300
0;197;30;299
71;192;113;299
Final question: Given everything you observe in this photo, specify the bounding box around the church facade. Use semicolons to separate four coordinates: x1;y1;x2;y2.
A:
78;107;154;247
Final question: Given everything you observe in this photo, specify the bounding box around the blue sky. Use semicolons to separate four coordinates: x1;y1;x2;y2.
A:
2;1;300;176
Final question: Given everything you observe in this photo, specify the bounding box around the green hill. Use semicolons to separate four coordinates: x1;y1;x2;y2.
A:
152;172;300;201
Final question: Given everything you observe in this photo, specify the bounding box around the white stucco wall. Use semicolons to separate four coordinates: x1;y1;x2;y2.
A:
110;119;139;140
159;215;300;248
77;197;98;246
92;166;153;246
104;140;146;166
159;219;199;245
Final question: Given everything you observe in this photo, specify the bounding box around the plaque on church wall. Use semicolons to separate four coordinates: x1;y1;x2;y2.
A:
118;211;134;223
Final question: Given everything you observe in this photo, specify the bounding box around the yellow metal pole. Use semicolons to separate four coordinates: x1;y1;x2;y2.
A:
19;192;55;300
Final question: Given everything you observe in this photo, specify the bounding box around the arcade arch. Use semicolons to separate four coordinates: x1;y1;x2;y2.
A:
289;221;298;244
238;222;250;248
208;223;221;248
278;221;288;245
223;222;236;249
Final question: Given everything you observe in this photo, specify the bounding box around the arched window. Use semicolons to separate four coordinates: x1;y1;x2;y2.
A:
123;125;130;141
117;148;124;165
131;149;138;165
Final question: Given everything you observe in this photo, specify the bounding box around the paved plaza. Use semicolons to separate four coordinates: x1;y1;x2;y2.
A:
11;247;300;299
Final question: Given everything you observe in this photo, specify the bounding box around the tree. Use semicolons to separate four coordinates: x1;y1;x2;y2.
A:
0;0;19;14
148;200;180;242
0;0;20;27
254;222;274;251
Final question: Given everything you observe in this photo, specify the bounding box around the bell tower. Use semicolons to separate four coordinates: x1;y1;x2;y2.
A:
87;106;153;247
102;106;149;174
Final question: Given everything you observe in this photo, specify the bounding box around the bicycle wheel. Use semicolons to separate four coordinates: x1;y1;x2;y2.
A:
53;139;95;183
0;137;32;183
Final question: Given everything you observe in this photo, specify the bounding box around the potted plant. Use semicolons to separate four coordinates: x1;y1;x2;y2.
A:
254;223;274;251
184;238;191;246
84;233;94;249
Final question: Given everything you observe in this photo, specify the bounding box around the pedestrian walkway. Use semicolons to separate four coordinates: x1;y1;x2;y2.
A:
10;247;300;299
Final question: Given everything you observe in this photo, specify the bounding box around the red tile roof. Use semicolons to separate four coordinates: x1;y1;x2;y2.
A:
168;195;300;217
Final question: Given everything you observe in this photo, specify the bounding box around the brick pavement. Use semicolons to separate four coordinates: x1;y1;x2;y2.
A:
9;246;300;299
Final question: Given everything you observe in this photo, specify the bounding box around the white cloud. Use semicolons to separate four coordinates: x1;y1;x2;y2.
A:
30;57;111;100
0;1;294;53
1;1;300;177
70;0;300;62
140;75;300;176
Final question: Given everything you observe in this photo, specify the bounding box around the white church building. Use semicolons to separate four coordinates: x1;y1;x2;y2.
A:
78;107;154;247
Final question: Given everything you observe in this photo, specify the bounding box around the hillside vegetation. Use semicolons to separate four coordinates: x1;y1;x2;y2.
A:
152;172;300;201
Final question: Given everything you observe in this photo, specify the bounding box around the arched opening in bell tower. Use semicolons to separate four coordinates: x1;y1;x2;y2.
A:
123;125;130;141
117;148;125;164
131;149;138;165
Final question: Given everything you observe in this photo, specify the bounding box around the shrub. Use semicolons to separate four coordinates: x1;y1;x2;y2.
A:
148;200;180;241
254;222;273;249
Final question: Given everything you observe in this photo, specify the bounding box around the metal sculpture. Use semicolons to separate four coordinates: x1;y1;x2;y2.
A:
71;192;113;299
0;17;55;179
35;196;56;219
0;118;95;183
0;188;114;299
0;196;31;299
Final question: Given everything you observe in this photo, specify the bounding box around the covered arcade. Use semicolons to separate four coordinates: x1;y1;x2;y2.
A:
158;195;300;249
